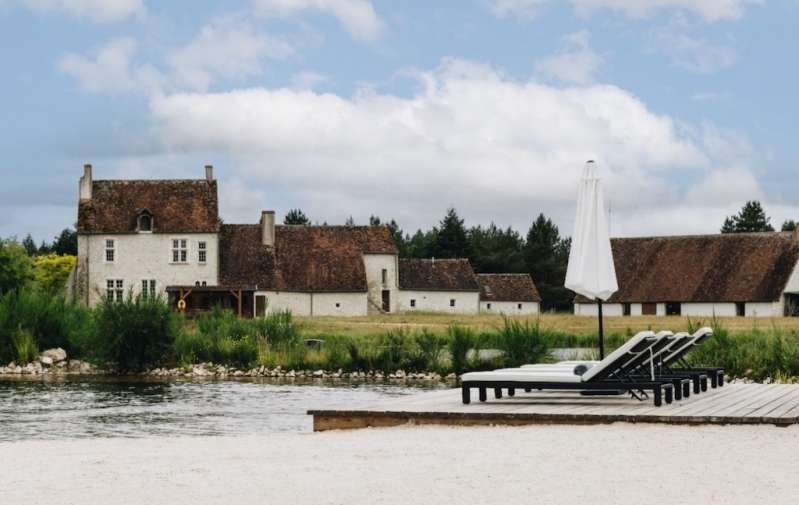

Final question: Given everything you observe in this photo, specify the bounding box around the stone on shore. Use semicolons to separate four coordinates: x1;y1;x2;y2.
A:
41;348;68;363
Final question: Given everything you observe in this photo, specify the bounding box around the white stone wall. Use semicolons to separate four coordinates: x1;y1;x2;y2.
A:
480;301;540;315
80;233;218;306
397;290;480;314
253;291;367;316
574;303;624;317
681;303;737;317
363;254;398;314
745;302;781;318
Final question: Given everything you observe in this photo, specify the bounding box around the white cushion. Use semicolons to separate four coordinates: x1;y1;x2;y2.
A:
580;330;656;381
461;371;583;383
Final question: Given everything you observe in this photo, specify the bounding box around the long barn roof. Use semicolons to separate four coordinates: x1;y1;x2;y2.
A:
576;232;799;304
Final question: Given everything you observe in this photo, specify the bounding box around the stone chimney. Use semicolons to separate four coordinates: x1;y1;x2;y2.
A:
205;164;214;181
261;210;275;247
79;164;92;201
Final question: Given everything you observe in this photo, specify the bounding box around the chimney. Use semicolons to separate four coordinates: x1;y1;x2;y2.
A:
79;164;92;201
261;210;275;247
205;164;214;181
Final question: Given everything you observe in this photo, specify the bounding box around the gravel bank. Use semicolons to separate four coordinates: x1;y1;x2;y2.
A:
2;424;797;505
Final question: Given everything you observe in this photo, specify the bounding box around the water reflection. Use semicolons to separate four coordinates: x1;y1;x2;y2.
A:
0;377;446;441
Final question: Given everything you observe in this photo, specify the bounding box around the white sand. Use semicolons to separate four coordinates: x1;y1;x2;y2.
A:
2;424;798;505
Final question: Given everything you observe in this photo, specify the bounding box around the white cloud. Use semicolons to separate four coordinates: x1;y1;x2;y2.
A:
252;0;383;42
652;28;737;74
488;0;761;22
488;0;547;18
138;58;767;235
20;0;144;22
167;16;293;92
57;37;161;94
536;30;603;84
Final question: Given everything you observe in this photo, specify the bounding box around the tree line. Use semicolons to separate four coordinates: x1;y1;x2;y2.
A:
721;201;796;234
284;207;574;311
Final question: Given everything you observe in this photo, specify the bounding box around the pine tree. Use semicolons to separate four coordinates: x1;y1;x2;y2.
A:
51;228;78;255
468;223;525;273
21;234;37;256
782;220;797;232
721;201;774;233
283;208;310;225
523;214;572;311
433;208;469;258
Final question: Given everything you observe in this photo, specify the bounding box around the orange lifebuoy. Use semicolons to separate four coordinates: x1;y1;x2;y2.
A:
177;299;187;311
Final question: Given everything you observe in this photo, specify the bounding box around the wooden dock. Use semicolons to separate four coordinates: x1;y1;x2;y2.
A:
309;383;799;431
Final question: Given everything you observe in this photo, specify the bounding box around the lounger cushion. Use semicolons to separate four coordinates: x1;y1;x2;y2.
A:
580;331;655;382
461;371;583;383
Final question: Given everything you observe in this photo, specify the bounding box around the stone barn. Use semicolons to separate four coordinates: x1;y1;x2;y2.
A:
574;232;799;318
477;273;541;315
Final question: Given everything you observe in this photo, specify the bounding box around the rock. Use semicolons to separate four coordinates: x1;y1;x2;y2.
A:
79;362;93;374
41;348;67;363
313;370;324;378
395;370;406;379
446;373;456;380
40;356;54;366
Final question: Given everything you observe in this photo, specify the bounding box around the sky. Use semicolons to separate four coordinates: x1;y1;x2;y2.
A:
1;0;798;243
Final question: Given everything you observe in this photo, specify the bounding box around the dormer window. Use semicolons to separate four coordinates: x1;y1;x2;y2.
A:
137;211;153;232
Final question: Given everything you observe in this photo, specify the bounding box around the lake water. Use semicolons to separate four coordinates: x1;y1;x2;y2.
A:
0;377;446;441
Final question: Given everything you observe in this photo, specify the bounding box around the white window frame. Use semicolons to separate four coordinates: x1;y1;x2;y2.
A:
137;213;153;233
106;279;124;302
381;268;388;285
198;241;207;264
104;238;116;263
171;238;188;264
141;279;156;300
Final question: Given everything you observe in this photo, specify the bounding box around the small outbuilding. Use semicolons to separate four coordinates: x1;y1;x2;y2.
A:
397;258;481;313
477;273;541;315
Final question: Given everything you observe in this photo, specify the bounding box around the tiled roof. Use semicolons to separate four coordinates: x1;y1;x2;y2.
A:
575;232;799;304
398;258;480;292
477;273;541;302
77;180;219;234
219;224;397;291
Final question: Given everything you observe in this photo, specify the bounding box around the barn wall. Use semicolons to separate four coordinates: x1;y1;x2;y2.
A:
573;303;624;317
681;303;737;317
480;301;540;315
254;291;367;317
255;291;312;316
397;290;480;314
745;302;781;318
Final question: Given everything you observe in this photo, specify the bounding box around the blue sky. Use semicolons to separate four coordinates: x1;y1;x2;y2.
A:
1;0;798;243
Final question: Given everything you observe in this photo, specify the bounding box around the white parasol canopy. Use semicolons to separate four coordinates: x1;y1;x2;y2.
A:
565;160;618;301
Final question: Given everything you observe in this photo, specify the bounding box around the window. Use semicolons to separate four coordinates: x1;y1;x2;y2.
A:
517;303;523;310
106;279;123;302
137;213;152;232
381;268;388;285
198;241;207;264
736;302;746;317
105;239;115;262
335;302;341;308
623;303;632;316
410;299;416;308
141;280;156;300
665;302;682;316
486;303;491;310
172;239;188;263
450;299;456;308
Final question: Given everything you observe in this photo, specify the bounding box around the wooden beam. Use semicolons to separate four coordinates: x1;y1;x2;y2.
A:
237;290;242;317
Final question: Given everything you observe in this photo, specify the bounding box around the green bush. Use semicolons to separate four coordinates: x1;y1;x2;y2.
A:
448;325;474;375
0;289;91;362
493;317;551;368
11;327;38;364
89;294;179;371
252;310;300;347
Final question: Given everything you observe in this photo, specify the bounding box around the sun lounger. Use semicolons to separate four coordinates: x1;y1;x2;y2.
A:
461;331;676;407
658;327;723;388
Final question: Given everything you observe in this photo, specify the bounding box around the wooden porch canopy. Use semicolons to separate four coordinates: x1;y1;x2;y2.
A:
165;285;255;318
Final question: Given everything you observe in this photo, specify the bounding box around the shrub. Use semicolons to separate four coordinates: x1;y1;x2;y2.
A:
411;330;445;372
33;254;76;293
448;325;474;375
11;327;37;364
252;310;300;347
0;289;91;362
374;329;414;374
89;294;179;371
493;317;551;368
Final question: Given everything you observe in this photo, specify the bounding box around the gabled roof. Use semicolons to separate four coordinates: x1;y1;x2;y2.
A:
78;179;219;234
477;273;541;302
575;232;799;304
398;258;480;292
219;224;397;291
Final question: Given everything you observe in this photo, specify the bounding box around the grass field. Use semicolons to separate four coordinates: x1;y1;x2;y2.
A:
297;312;799;338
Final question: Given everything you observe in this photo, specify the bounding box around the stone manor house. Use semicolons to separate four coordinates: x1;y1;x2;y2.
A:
71;165;541;317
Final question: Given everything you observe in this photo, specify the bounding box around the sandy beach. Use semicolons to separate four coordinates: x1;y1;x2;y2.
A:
2;423;798;505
